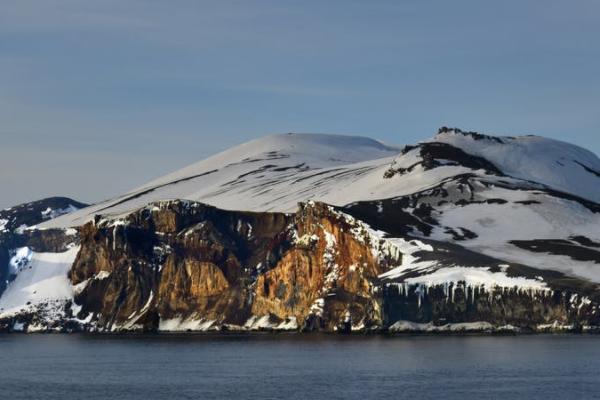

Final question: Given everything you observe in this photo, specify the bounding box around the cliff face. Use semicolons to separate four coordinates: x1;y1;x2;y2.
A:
382;284;600;332
60;200;600;333
70;201;400;332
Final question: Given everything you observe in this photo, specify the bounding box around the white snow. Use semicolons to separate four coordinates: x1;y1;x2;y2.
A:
0;246;80;317
401;266;548;291
41;204;80;220
244;315;274;329
427;185;600;282
9;247;33;275
14;224;28;234
116;291;154;331
0;218;8;232
377;236;436;280
295;233;320;247
158;317;216;332
434;130;600;202
95;270;111;280
41;131;600;231
536;321;576;331
243;315;299;331
40;133;448;228
389;320;500;332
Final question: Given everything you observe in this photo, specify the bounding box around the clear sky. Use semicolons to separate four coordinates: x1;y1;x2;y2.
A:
1;0;599;208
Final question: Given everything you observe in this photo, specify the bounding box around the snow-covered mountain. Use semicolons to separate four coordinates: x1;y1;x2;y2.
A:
40;128;600;282
2;128;600;333
41;133;401;226
43;128;600;227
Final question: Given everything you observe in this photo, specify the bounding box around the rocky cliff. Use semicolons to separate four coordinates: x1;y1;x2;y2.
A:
67;200;400;332
2;199;598;333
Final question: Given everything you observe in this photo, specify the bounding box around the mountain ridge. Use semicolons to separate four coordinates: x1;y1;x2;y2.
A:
39;128;600;229
1;128;599;333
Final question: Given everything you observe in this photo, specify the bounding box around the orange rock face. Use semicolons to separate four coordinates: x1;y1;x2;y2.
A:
252;202;390;331
70;200;402;332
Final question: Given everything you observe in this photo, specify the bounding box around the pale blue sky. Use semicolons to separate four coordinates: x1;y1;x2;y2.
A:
1;0;599;208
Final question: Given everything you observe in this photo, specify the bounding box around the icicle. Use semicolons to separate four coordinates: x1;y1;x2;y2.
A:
466;283;470;303
470;284;475;304
444;282;449;303
113;226;118;251
416;284;424;308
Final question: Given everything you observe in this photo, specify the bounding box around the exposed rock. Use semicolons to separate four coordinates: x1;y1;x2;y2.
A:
68;201;398;332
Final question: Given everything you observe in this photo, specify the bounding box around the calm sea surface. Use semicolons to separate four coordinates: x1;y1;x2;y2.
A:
1;334;599;399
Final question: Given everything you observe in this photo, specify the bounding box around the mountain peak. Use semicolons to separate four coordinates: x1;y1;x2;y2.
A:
213;132;400;166
431;127;600;202
435;126;507;144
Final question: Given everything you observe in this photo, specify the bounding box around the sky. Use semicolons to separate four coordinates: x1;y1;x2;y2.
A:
1;0;599;208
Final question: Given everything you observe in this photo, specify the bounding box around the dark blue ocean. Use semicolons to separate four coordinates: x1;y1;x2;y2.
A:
1;334;599;399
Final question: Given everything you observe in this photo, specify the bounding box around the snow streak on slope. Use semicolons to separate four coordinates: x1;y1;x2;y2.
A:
0;246;80;317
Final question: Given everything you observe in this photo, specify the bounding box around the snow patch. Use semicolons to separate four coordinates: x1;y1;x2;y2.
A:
401;266;548;291
41;205;79;220
389;320;498;332
0;246;80;318
243;315;298;331
0;218;9;232
158;317;216;332
9;247;33;275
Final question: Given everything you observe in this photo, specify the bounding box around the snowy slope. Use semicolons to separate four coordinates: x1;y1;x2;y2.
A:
39;132;486;228
429;185;600;280
0;246;79;318
345;171;600;284
44;128;599;232
434;128;600;202
41;133;406;227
